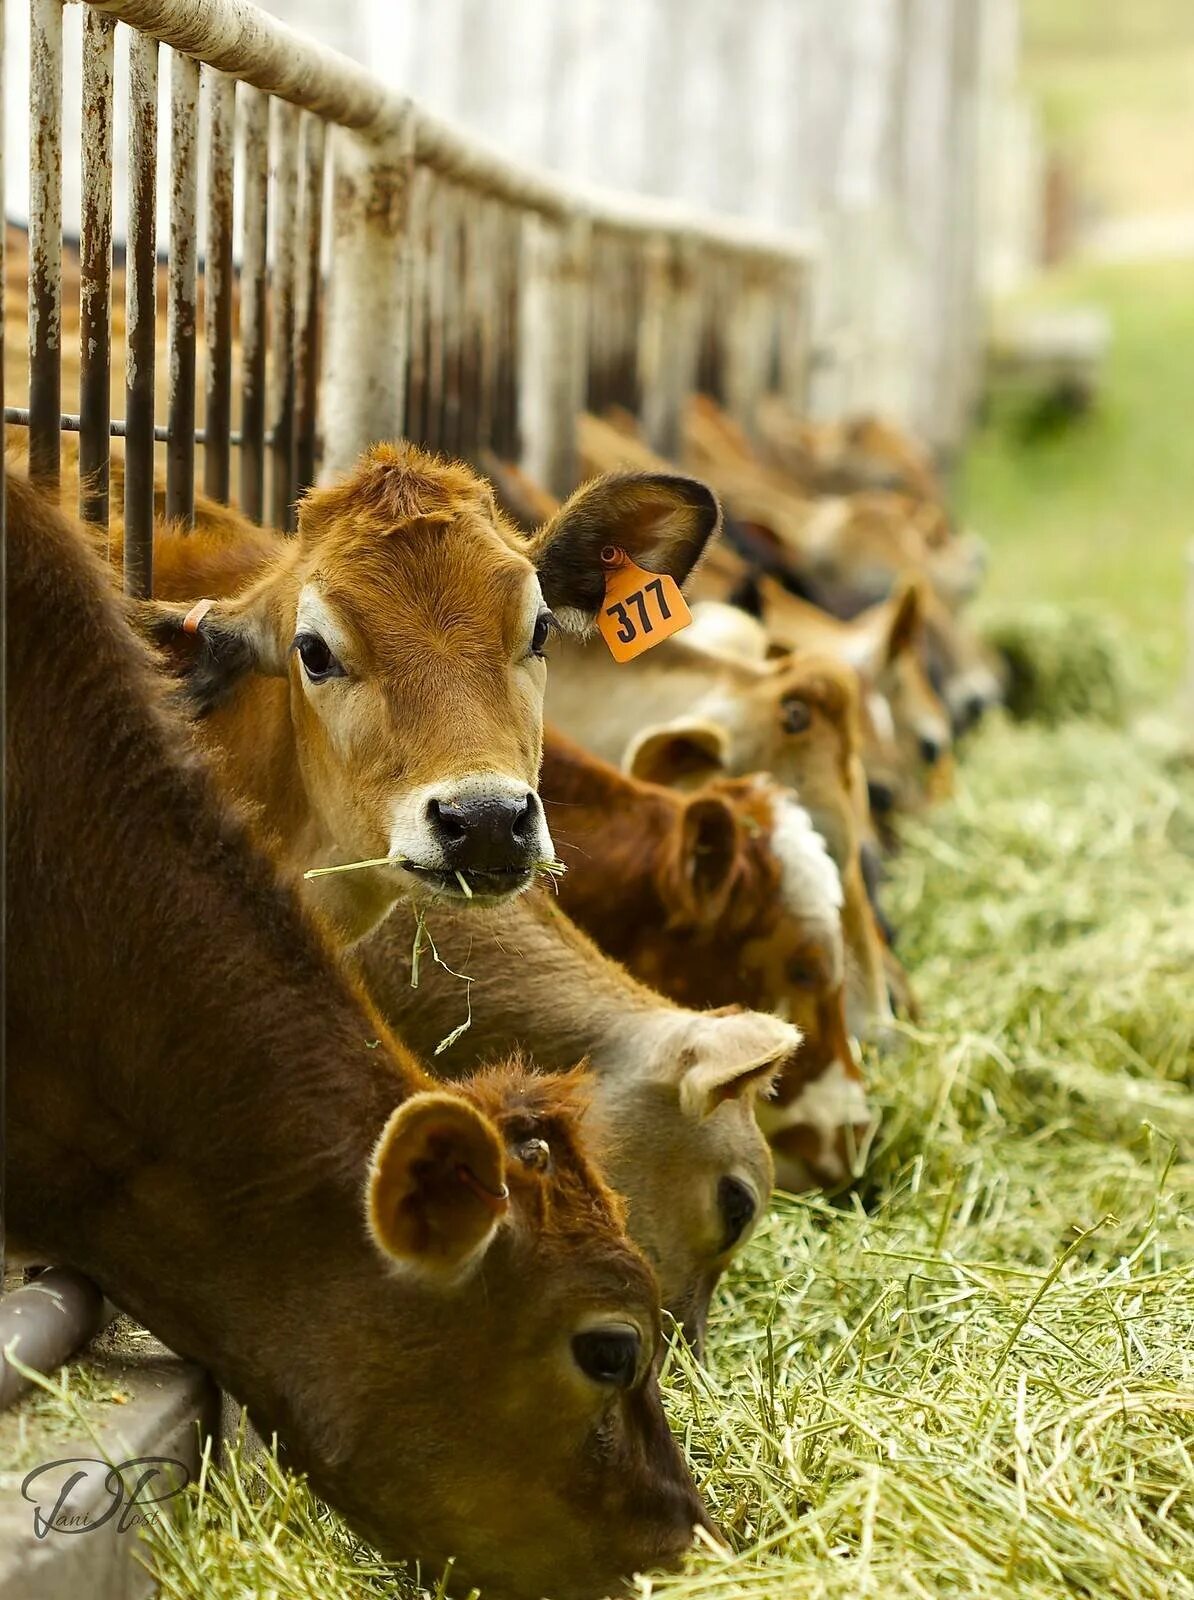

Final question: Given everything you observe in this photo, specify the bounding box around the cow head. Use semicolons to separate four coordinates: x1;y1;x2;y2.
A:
144;446;718;933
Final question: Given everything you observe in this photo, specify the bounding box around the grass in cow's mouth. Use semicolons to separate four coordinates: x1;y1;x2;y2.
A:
118;707;1194;1600
303;855;567;891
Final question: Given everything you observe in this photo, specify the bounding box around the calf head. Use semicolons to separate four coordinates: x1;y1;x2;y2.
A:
555;759;872;1197
145;445;718;924
588;1007;795;1353
624;672;893;1040
326;1064;710;1599
839;581;954;808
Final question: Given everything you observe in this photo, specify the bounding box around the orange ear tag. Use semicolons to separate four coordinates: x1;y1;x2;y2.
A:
596;547;691;663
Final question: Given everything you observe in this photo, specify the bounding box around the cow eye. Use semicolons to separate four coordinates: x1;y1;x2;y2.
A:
294;633;345;683
718;1176;757;1252
530;611;557;659
781;696;812;735
572;1325;642;1389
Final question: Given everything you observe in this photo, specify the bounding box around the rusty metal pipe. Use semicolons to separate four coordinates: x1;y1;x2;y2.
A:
294;113;325;500
79;8;116;527
239;83;268;523
166;49;200;524
124;28;159;598
268;96;298;530
28;0;63;490
204;67;236;504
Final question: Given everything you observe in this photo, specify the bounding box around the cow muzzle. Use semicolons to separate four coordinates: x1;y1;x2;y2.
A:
390;775;554;903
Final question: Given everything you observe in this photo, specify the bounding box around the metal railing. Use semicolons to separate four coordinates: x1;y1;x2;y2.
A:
7;0;817;569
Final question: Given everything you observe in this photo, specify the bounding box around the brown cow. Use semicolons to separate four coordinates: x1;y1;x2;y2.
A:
105;448;720;943
537;732;872;1193
5;470;710;1600
547;632;894;1038
356;887;799;1351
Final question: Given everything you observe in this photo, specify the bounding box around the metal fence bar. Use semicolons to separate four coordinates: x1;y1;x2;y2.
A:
124;27;159;597
28;0;64;489
239;84;268;521
203;67;236;503
79;8;116;526
294;113;326;499
267;95;298;530
166;49;201;524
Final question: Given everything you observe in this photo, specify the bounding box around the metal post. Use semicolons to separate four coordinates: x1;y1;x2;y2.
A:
520;211;589;499
28;0;63;489
203;67;236;504
79;8;116;527
321;111;415;477
294;113;326;499
239;84;269;522
124;28;159;598
268;95;298;530
166;48;200;525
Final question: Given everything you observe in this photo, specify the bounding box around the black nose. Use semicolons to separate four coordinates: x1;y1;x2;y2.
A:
427;792;537;873
867;778;896;816
918;734;944;767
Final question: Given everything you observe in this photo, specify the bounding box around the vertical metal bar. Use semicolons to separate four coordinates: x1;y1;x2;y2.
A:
28;0;63;489
239;85;268;523
294;113;325;499
124;29;159;598
79;9;115;527
403;163;430;449
203;67;235;503
423;177;446;454
473;197;498;454
268;96;298;530
440;185;463;456
166;49;200;525
321;113;414;477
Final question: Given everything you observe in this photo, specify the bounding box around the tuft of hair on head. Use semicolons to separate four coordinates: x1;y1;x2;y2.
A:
297;441;501;540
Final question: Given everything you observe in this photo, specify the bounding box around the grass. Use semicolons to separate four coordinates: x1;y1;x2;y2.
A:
962;256;1194;691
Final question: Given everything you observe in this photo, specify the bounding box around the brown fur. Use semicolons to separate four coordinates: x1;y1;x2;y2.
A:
538;732;870;1186
355;886;800;1351
5;470;709;1600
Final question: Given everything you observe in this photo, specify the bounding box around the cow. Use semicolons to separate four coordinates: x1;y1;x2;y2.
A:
5;469;710;1600
546;631;894;1038
537;731;872;1194
355;886;801;1352
686;583;954;814
97;448;720;944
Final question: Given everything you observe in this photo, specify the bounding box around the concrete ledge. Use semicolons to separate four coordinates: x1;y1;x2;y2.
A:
0;1322;218;1600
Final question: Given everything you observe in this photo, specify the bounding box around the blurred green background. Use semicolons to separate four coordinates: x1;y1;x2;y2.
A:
961;1;1194;692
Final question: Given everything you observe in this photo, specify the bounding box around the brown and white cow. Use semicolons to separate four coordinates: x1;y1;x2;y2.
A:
6;470;710;1600
115;446;721;942
538;732;872;1194
546;632;894;1038
356;886;800;1352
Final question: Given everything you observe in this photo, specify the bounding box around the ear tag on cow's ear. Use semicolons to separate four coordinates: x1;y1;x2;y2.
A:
597;546;691;663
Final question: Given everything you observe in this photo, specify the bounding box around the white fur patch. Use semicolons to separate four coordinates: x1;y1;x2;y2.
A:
867;691;896;746
687;602;770;663
295;585;356;671
756;1057;870;1178
769;791;844;931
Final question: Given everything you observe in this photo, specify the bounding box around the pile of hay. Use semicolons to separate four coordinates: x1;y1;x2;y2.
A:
982;602;1131;725
130;712;1194;1599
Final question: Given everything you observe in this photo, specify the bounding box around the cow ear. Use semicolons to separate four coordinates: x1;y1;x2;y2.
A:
136;595;287;717
625;718;730;790
883;581;925;664
529;471;720;628
367;1093;508;1277
675;1011;800;1119
664;796;739;924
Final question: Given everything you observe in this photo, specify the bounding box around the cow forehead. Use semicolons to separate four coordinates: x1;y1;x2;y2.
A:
302;539;543;661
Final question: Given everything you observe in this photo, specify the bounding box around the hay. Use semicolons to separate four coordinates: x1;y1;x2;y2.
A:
981;602;1131;725
125;711;1192;1598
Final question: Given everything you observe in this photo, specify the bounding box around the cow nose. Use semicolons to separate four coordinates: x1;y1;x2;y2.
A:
918;733;945;767
427;792;538;872
867;778;896;816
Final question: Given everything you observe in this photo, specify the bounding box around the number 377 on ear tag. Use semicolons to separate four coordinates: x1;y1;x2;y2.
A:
596;547;692;663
